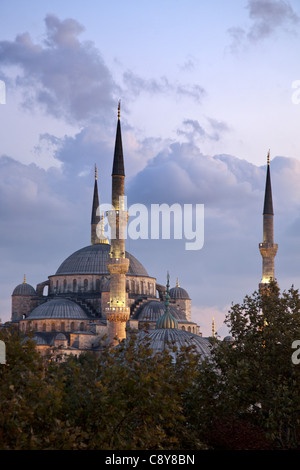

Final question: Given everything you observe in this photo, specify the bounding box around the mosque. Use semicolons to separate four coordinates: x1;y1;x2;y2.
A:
9;104;276;361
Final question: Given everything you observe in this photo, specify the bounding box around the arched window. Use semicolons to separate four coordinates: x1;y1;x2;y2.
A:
80;322;84;331
63;279;67;292
42;323;46;332
70;322;75;331
61;322;65;332
84;279;88;292
73;279;77;292
96;279;101;292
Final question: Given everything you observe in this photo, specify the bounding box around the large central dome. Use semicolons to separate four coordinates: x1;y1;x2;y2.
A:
55;244;149;277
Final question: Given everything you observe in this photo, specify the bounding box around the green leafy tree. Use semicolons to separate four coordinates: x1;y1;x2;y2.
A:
0;327;206;450
186;281;300;449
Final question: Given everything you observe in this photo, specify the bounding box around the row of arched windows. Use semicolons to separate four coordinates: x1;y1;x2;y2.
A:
51;277;156;296
20;321;86;333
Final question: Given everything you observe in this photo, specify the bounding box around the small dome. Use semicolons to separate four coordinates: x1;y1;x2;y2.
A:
28;298;89;320
133;300;186;321
12;282;36;296
156;309;178;330
169;286;190;300
223;336;234;343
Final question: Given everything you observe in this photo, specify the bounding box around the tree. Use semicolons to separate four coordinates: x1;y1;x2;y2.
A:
186;281;300;449
0;327;206;450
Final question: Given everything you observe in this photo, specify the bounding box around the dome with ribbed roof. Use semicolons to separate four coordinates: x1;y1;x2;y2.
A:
169;286;190;300
28;298;89;320
155;308;179;329
55;244;148;277
12;282;36;297
133;300;186;321
139;329;211;360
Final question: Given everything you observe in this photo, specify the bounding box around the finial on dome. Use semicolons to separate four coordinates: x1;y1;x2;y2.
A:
118;100;121;120
23;274;26;284
155;272;178;330
95;164;97;180
176;278;179;287
267;149;270;165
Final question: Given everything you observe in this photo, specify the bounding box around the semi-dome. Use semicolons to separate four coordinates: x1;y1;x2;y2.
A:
12;282;36;296
133;300;186;321
169;285;190;300
28;298;89;320
140;328;211;359
55;244;148;277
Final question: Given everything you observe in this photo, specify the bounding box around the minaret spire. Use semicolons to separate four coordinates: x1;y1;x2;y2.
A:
263;150;273;217
106;103;130;345
91;164;101;245
259;151;278;288
112;100;125;179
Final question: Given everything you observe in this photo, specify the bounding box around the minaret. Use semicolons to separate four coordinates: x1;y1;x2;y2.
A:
91;165;108;245
106;102;130;345
91;165;100;245
259;151;278;288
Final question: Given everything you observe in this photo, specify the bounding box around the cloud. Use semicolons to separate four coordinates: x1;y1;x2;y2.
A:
0;14;118;124
2;135;300;337
177;118;231;143
123;70;206;103
228;0;299;49
127;142;261;210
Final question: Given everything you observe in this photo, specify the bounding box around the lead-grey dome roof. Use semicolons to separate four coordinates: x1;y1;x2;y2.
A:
133;300;186;321
55;244;148;277
140;329;211;359
28;298;89;320
169;286;190;300
12;283;36;296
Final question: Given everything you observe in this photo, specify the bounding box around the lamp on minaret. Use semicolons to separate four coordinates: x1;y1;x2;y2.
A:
106;102;130;345
259;151;278;289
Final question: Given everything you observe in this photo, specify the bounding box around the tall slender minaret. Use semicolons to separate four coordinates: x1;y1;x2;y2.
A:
91;165;100;245
106;102;130;345
259;151;278;289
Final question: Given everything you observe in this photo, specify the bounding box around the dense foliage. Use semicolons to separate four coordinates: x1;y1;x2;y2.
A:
0;281;300;450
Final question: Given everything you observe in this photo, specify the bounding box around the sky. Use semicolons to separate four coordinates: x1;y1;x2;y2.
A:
1;0;300;337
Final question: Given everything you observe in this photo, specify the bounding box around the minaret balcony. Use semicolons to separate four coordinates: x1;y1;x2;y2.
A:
105;307;130;323
106;209;129;224
107;257;129;274
259;242;278;257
